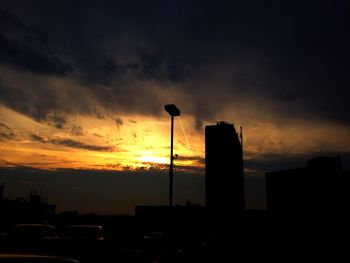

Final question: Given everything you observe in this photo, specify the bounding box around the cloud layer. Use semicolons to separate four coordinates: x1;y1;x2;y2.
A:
0;1;349;174
30;134;113;152
1;1;349;215
0;1;348;130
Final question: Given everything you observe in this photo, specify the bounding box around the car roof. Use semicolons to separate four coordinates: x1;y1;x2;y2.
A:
15;224;55;228
0;254;79;262
69;225;103;228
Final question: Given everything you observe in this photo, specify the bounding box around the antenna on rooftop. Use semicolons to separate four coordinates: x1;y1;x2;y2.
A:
240;126;243;148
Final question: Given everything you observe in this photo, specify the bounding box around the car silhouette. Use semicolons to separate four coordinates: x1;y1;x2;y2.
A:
12;224;57;240
0;254;79;263
62;225;104;241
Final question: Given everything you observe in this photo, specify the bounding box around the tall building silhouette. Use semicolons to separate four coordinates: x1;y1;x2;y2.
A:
205;122;245;213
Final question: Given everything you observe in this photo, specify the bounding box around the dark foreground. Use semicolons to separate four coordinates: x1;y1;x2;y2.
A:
0;210;349;263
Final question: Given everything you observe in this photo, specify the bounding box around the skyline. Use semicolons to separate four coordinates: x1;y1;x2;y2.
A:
1;0;349;214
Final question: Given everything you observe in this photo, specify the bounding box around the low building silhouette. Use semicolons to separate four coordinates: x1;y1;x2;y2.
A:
0;184;4;200
266;156;350;214
0;187;56;223
205;121;245;214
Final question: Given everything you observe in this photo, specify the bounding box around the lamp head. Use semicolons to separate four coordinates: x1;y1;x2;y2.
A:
164;104;180;117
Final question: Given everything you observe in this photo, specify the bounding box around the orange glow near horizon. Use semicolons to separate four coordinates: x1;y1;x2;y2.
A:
2;104;350;173
0;105;205;172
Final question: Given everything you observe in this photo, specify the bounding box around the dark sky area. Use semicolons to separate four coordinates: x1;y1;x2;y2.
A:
0;0;349;214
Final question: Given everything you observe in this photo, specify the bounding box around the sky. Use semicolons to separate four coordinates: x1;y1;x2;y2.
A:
0;0;349;214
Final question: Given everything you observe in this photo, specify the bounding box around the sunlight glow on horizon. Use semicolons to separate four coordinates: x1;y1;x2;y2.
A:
0;105;205;172
138;155;169;165
1;103;350;173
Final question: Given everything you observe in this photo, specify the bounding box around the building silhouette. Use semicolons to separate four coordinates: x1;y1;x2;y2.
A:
266;156;350;214
0;184;4;200
0;186;56;223
205;121;244;214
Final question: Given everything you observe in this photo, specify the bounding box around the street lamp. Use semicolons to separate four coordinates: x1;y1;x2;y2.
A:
164;104;180;207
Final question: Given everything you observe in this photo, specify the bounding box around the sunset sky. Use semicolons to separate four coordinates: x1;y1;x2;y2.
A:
0;0;349;214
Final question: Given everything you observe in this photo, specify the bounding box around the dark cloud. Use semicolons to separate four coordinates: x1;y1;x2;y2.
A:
139;160;204;174
0;7;28;32
103;58;117;75
0;8;76;126
0;122;15;140
74;55;120;86
50;138;113;152
125;48;190;83
0;1;349;127
0;78;62;122
93;133;104;138
30;134;113;152
115;117;123;129
71;125;84;136
48;112;67;129
30;134;45;143
0;33;72;75
0;7;73;76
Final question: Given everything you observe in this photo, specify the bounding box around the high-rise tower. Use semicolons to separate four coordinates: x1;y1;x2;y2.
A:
205;122;244;213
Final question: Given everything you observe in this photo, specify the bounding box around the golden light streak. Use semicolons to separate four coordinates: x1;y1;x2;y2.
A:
2;102;350;173
138;155;168;164
0;105;204;172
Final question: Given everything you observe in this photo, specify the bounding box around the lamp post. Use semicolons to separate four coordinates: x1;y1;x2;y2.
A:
164;104;180;207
